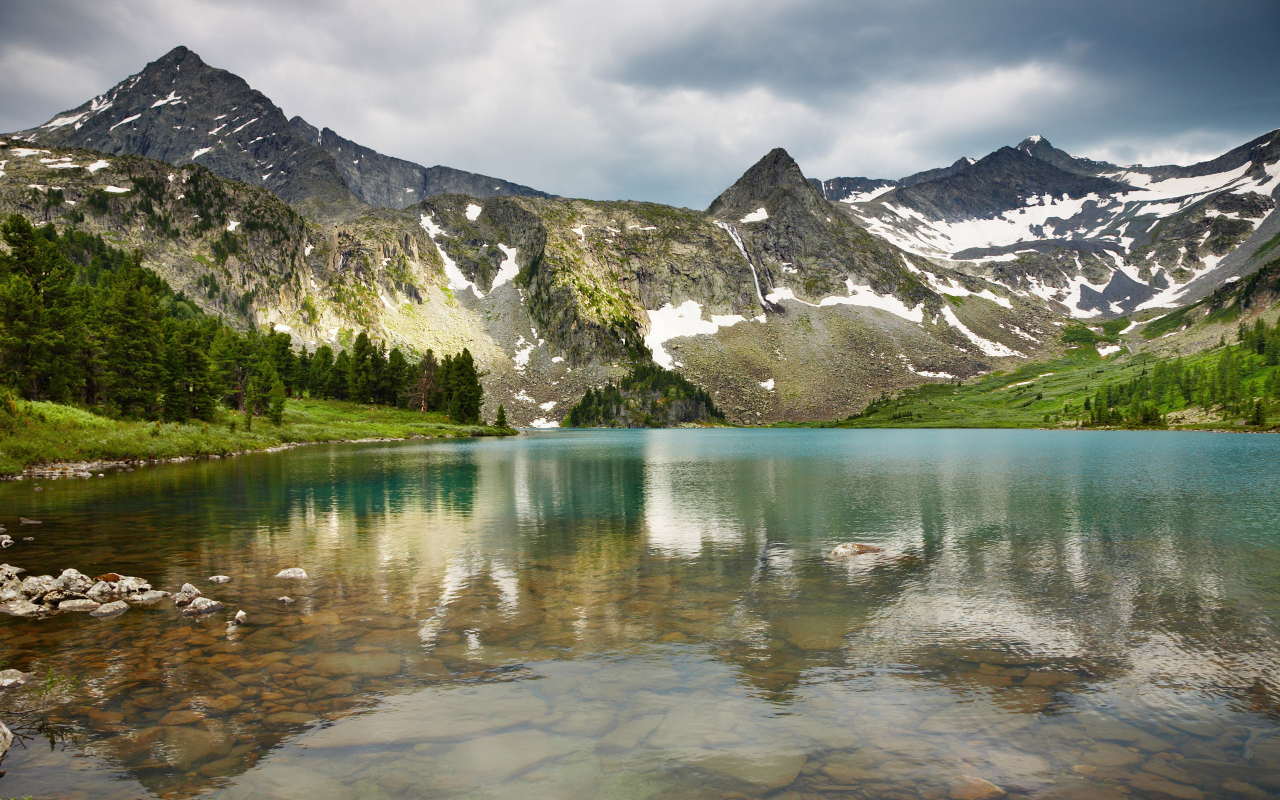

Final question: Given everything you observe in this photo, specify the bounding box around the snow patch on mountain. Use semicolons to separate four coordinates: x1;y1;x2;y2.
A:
491;244;520;290
420;213;483;299
941;307;1022;357
644;300;748;369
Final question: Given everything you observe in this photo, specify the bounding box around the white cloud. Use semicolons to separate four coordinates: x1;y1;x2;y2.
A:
0;0;1270;207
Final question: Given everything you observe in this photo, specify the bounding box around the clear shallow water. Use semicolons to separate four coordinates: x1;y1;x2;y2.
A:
0;429;1278;799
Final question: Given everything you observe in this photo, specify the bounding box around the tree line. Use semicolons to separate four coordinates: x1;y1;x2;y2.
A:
0;215;487;425
1082;318;1280;427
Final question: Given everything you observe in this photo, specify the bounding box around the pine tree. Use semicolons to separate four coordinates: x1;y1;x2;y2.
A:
268;377;286;425
495;404;507;428
347;331;377;402
385;347;410;406
163;320;216;422
327;351;351;400
243;375;256;431
98;253;165;417
310;345;335;398
0;215;87;401
406;350;439;411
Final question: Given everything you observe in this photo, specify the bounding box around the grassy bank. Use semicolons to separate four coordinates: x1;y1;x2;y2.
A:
0;397;515;475
776;340;1280;431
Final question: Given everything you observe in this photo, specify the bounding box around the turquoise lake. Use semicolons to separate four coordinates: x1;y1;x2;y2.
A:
0;429;1278;798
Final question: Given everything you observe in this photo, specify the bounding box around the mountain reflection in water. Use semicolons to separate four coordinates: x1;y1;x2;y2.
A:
0;429;1277;799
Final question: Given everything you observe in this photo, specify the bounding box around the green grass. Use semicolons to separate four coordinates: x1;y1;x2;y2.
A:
776;342;1275;431
0;398;514;475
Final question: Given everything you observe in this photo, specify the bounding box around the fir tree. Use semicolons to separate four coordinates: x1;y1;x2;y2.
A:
0;215;87;401
327;351;351;400
97;253;164;417
268;376;287;425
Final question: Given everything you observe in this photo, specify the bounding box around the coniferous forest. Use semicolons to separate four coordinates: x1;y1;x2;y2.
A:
0;214;485;425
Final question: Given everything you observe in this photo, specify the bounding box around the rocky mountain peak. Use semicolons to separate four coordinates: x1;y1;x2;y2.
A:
884;145;1132;222
7;46;549;214
706;147;826;219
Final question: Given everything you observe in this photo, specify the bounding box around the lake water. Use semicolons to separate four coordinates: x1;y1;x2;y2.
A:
1;429;1279;799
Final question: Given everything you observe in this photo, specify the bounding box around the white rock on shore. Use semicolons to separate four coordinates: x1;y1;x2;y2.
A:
90;600;129;618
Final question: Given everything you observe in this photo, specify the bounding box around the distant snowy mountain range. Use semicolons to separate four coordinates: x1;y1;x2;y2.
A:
816;133;1280;318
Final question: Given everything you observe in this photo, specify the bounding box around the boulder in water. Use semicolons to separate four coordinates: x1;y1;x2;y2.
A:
0;719;11;760
20;574;56;600
276;568;307;579
182;597;224;616
172;583;202;607
126;590;170;606
232;610;247;625
116;575;151;595
278;596;295;604
86;580;118;603
0;669;34;689
5;599;47;617
58;598;101;612
208;575;231;584
828;543;883;558
90;600;130;618
55;568;94;595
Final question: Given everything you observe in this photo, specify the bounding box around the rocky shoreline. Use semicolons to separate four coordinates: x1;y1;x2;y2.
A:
2;434;455;482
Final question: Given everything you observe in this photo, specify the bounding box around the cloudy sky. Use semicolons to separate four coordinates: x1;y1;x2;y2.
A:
2;0;1277;207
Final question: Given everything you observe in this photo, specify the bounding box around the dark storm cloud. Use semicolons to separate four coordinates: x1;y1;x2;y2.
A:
1;0;1276;207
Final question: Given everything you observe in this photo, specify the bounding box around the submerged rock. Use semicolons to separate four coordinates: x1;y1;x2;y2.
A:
232;610;247;625
828;543;883;558
18;518;40;525
276;568;308;579
173;583;202;607
208;575;231;584
277;596;295;604
90;600;130;618
949;775;1006;800
313;651;402;677
182;597;225;616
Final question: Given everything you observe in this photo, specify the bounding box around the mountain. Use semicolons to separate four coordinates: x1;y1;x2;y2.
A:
7;46;1278;426
7;46;548;214
0;137;1057;426
821;130;1280;318
289;118;551;209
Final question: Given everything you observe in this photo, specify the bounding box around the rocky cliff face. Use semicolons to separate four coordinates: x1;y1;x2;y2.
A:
8;47;550;215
